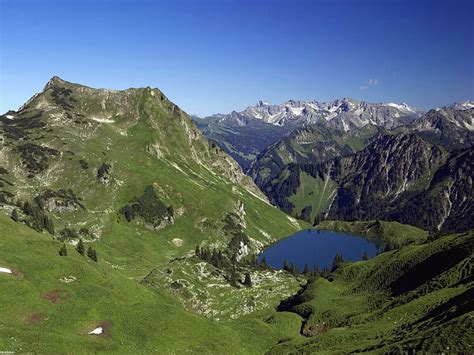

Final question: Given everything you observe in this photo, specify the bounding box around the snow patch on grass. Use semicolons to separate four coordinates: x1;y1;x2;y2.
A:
88;327;103;335
0;267;12;274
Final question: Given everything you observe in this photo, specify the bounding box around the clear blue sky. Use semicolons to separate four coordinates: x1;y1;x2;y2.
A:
1;0;473;116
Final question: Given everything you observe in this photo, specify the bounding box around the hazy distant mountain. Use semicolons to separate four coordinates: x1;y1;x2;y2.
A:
217;98;423;130
411;101;474;149
194;98;423;169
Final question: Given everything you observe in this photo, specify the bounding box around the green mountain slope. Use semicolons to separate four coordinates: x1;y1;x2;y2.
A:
0;77;307;352
271;230;474;353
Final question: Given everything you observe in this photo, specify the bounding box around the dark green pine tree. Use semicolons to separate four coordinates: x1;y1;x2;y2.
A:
331;253;344;271
43;215;55;235
195;245;201;257
260;256;268;268
11;209;19;222
303;263;309;274
243;272;252;287
58;243;68;256
229;264;238;288
283;259;290;271
87;246;94;259
76;239;85;255
362;251;369;261
87;246;98;262
92;249;98;262
313;214;320;227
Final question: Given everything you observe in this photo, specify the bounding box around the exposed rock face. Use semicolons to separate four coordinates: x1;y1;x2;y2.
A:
413;103;474;149
338;134;446;199
263;133;473;233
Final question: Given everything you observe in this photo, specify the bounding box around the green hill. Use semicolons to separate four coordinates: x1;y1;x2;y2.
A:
0;77;307;352
271;230;474;353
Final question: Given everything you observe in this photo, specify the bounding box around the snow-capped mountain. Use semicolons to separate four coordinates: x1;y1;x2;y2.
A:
447;101;474;111
213;98;423;131
413;101;474;149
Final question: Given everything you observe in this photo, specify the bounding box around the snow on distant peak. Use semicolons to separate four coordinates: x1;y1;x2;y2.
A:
444;101;474;111
386;102;415;112
460;101;474;109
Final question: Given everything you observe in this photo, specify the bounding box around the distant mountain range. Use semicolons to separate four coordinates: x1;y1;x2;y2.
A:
194;98;473;233
206;98;423;129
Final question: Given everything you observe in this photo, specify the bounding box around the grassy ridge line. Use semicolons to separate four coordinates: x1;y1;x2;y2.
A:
316;219;428;248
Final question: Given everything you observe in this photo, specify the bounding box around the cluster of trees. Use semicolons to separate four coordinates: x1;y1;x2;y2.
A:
58;227;91;241
195;245;254;288
195;246;227;269
223;212;250;255
10;199;55;235
21;200;55;235
120;185;173;227
16;143;60;177
61;239;98;262
281;259;333;278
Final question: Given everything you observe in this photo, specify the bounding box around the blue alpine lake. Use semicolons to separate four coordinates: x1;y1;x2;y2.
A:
258;229;384;271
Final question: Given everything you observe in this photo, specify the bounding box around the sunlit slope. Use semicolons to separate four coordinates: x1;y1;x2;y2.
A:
0;77;307;352
270;230;474;353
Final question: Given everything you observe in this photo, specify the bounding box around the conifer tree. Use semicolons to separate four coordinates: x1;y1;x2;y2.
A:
303;263;309;274
195;245;201;257
243;272;252;287
87;246;98;262
58;243;67;256
92;249;98;262
331;253;344;271
228;264;238;288
11;209;19;222
260;256;268;268
362;251;369;261
43;216;55;235
76;239;85;255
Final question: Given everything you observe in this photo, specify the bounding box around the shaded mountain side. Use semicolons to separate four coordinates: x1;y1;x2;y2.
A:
262;133;473;234
248;123;386;190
